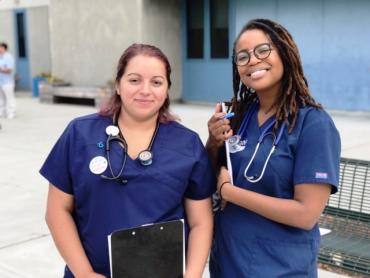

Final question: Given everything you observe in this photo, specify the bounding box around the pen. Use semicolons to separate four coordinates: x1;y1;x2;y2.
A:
222;112;235;119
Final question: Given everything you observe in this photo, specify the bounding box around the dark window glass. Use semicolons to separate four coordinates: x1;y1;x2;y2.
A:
210;0;229;58
16;12;27;58
187;0;204;58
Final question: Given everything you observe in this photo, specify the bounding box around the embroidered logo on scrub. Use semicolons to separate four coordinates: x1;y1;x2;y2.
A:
228;135;247;153
89;156;108;174
315;172;328;179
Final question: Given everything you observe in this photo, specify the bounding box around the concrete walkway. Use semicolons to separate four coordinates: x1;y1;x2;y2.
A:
1;93;369;277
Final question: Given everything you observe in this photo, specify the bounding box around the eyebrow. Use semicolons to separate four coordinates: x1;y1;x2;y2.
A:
237;42;271;53
126;73;165;79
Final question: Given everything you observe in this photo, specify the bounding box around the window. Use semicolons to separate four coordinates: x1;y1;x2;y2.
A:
186;0;204;58
210;0;229;58
16;12;27;58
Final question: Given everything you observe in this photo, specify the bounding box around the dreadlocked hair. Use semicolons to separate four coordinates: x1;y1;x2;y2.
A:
230;18;322;133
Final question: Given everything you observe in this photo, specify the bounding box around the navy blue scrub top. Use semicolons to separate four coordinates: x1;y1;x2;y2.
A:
40;113;215;278
210;106;341;278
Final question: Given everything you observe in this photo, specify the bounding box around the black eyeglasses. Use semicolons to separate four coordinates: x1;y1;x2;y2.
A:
234;43;273;66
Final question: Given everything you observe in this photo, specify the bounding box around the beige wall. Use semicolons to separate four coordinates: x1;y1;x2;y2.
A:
49;0;140;88
0;10;16;58
27;6;51;79
141;0;182;99
48;0;182;99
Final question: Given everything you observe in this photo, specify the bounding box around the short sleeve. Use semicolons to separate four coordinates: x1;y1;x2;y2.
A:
293;111;341;193
39;121;75;194
6;55;15;70
185;136;216;200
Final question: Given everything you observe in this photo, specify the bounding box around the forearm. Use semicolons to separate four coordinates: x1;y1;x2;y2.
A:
0;67;12;74
205;138;220;173
46;210;94;277
222;184;325;230
185;222;213;278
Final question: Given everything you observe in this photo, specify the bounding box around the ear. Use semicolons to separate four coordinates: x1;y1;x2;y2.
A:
115;84;120;95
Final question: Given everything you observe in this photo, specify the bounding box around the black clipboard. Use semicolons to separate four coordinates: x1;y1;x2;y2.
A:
108;219;185;278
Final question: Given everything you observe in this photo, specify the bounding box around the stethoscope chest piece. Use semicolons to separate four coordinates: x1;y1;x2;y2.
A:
106;125;119;136
138;150;153;166
228;135;246;153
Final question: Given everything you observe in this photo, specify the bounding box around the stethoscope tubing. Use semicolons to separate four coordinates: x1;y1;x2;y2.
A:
237;101;286;183
101;117;160;183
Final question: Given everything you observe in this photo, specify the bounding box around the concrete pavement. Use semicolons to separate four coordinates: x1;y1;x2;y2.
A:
2;93;369;277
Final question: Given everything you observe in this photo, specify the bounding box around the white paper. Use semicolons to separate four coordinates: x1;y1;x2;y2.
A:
319;227;332;236
221;102;234;184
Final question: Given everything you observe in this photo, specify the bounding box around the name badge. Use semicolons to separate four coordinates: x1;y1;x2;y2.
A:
89;156;108;174
228;135;247;153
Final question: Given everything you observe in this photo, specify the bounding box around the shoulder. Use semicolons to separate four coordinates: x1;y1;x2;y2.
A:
296;106;336;130
160;120;200;140
64;113;112;140
292;106;340;145
70;113;111;127
159;121;204;155
4;53;14;62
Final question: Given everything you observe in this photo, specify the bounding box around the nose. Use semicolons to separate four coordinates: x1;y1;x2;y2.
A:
140;81;151;95
248;51;260;65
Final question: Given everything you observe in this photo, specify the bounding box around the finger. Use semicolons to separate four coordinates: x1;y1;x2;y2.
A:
223;129;234;140
208;112;227;126
215;103;222;113
214;125;231;141
209;119;230;136
220;200;227;210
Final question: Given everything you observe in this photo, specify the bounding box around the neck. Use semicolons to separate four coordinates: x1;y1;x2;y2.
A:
118;111;158;131
257;93;277;115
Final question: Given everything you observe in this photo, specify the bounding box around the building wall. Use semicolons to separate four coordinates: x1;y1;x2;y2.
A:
49;0;140;88
0;10;16;60
49;0;182;99
0;0;49;10
27;6;51;79
234;0;370;111
141;0;182;99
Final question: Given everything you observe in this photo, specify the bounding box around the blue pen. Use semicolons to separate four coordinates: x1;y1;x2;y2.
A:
223;112;235;119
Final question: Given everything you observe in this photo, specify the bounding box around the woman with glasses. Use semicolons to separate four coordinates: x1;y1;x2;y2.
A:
206;19;341;277
40;43;214;278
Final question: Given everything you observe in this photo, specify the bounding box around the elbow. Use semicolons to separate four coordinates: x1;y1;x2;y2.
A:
301;222;316;231
45;209;52;228
296;217;318;231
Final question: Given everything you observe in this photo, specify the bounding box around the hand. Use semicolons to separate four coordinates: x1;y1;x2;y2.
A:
217;167;232;210
207;103;233;148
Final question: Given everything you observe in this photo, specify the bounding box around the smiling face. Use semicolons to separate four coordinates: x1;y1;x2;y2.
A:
117;54;168;122
235;29;284;97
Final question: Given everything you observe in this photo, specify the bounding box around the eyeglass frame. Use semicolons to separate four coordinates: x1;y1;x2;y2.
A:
233;43;274;66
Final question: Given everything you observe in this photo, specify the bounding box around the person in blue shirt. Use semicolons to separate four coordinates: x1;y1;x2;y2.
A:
206;19;341;277
40;43;215;278
0;42;16;119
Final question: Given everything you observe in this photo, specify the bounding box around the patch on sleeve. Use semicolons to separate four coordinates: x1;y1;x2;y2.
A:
315;172;328;179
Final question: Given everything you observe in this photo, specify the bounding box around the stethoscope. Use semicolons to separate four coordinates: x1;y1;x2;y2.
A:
100;118;160;184
231;101;286;183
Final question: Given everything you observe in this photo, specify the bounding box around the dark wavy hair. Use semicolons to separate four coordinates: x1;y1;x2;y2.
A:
230;18;321;133
100;43;177;123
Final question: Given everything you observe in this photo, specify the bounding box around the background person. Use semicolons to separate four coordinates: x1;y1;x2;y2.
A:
41;43;214;278
0;42;16;119
206;18;341;277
